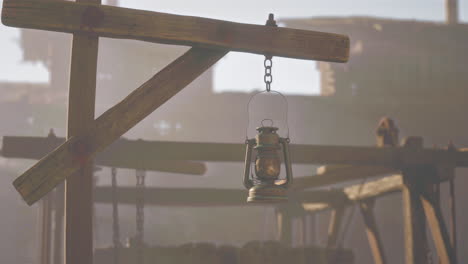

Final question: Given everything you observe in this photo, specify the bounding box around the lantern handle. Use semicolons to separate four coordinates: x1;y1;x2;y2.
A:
245;89;290;140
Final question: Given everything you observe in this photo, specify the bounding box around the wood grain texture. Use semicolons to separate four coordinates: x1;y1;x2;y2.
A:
1;0;349;62
65;6;100;264
12;48;226;205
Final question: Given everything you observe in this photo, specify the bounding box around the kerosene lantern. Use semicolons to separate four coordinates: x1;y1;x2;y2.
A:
242;14;293;203
243;121;293;203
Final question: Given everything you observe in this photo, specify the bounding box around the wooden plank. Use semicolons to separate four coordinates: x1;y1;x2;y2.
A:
292;165;397;191
65;2;99;262
95;187;248;206
359;199;387;264
302;174;403;213
12;47;226;205
10;137;468;205
2;136;207;174
40;193;53;264
8;135;468;165
402;172;429;264
1;0;350;62
327;206;345;249
420;186;455;264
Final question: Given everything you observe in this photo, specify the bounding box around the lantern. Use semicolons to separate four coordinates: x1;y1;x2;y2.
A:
243;122;293;203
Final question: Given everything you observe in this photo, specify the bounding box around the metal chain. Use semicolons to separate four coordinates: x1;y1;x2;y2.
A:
135;169;146;264
264;57;273;92
111;167;120;264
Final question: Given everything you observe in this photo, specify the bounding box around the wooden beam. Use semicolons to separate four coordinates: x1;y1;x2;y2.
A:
292;165;397;191
402;171;429;264
65;2;99;262
40;193;53;264
13;47;226;205
2;136;207;174
1;0;350;62
302;174;403;213
420;184;455;264
359;199;387;264
326;206;345;249
95;187;248;206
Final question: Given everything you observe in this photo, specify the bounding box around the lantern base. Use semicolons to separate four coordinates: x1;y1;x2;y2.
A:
247;184;287;203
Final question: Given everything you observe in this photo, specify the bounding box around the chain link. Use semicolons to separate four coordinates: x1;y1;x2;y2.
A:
264;57;273;92
135;169;146;264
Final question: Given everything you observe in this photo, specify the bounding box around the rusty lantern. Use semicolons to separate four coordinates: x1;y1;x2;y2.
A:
243;122;293;203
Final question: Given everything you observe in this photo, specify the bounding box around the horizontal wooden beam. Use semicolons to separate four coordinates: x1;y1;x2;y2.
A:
94;187;248;206
302;174;403;213
292;165;397;191
12;47;226;205
93;176;399;208
94;186;348;206
2;136;206;175
7;136;467;167
1;0;349;62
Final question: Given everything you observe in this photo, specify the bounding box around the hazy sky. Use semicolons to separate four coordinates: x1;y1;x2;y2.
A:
0;0;467;94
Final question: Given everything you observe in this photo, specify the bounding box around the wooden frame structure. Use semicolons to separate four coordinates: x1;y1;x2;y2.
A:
3;119;466;264
2;1;467;264
2;1;349;264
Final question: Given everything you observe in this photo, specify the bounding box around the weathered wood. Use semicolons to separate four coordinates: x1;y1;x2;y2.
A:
302;174;403;213
2;136;206;174
420;184;455;264
1;0;350;62
65;4;99;263
292;165;397;191
95;187;248;206
13;47;226;205
402;171;429;264
359;199;387;264
40;193;53;264
327;206;345;249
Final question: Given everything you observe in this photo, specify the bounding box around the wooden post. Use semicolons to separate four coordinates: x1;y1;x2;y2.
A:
326;206;345;249
402;172;429;264
276;208;292;246
65;1;100;263
53;185;65;264
401;137;430;264
420;173;455;264
40;193;53;264
359;199;387;264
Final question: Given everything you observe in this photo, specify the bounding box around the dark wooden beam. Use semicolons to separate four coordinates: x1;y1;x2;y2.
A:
65;4;99;262
1;0;350;62
420;182;455;264
2;136;206;174
402;170;429;264
95;187;248;206
359;199;387;264
326;206;345;249
13;48;226;205
6;135;467;166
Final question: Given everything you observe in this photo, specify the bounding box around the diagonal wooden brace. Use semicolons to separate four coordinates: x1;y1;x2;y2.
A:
1;0;349;62
13;47;227;205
